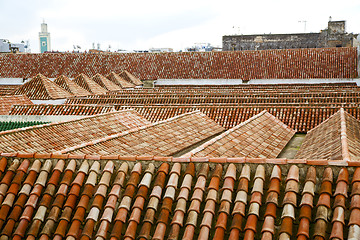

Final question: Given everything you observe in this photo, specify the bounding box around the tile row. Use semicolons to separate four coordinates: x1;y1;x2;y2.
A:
0;158;360;239
9;104;116;116
0;48;356;80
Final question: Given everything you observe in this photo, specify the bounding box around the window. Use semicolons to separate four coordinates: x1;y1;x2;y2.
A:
42;42;46;46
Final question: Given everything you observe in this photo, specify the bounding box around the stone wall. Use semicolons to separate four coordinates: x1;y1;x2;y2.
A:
223;21;358;51
223;33;326;51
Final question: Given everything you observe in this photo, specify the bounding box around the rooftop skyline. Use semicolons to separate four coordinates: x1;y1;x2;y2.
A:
1;0;359;52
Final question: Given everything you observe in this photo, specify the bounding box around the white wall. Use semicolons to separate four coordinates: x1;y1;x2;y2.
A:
155;79;243;85
0;115;84;123
248;78;359;85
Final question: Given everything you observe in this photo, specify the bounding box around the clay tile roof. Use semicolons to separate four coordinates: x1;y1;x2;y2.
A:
0;156;358;239
185;111;295;158
63;111;225;156
0;85;20;96
13;73;73;100
9;104;116;115
0;109;151;153
296;108;360;161
72;73;108;95
91;73;122;91
106;72;135;89
53;75;91;97
119;70;143;86
0;48;357;80
0;95;32;115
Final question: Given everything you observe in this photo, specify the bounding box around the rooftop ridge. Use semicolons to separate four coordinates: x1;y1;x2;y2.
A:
340;108;351;161
54;75;91;96
56;110;208;154
0;109;138;136
0;152;353;166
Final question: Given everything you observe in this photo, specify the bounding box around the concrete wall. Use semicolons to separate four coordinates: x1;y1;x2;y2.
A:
0;115;84;123
0;78;24;84
31;99;67;104
155;79;243;85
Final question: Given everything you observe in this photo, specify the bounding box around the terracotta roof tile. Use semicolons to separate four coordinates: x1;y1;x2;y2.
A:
296;108;360;161
53;75;91;96
0;109;150;153
14;73;73;100
116;104;360;133
0;95;32;115
64;111;224;156
184;111;295;158
0;48;357;80
9;104;116;115
0;157;357;239
72;73;107;95
106;71;135;89
91;73;122;91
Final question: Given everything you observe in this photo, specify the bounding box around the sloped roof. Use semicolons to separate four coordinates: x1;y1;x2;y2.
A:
184;111;295;158
0;85;20;96
119;70;143;85
118;105;360;133
91;73;122;91
296;108;360;161
53;75;91;96
9;104;116;115
14;73;73;100
106;71;135;88
0;157;358;240
72;73;107;95
0;48;357;80
0;109;151;153
0;95;32;115
61;111;225;156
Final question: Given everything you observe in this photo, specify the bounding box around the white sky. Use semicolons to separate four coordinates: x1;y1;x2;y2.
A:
1;0;359;52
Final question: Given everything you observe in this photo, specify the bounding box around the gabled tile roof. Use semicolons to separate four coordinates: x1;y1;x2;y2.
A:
91;73;122;91
0;95;32;115
296;108;360;161
0;48;357;80
60;111;225;156
184;111;295;158
118;105;360;133
0;109;151;153
9;104;116;115
13;74;73;100
72;73;108;95
0;157;358;240
106;72;135;89
53;75;91;97
119;70;143;85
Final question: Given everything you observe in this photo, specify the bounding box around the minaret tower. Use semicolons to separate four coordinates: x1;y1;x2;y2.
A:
39;20;51;53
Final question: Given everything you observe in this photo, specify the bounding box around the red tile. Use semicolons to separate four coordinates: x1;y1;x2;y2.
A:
296;218;310;238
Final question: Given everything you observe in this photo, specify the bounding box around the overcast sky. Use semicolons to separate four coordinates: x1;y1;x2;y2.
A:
1;0;359;52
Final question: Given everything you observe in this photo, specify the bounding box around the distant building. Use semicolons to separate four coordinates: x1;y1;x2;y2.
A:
223;20;359;51
186;43;221;52
149;48;173;53
0;39;26;53
39;21;51;53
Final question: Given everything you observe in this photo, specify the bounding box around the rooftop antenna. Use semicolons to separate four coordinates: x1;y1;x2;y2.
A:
298;20;307;33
